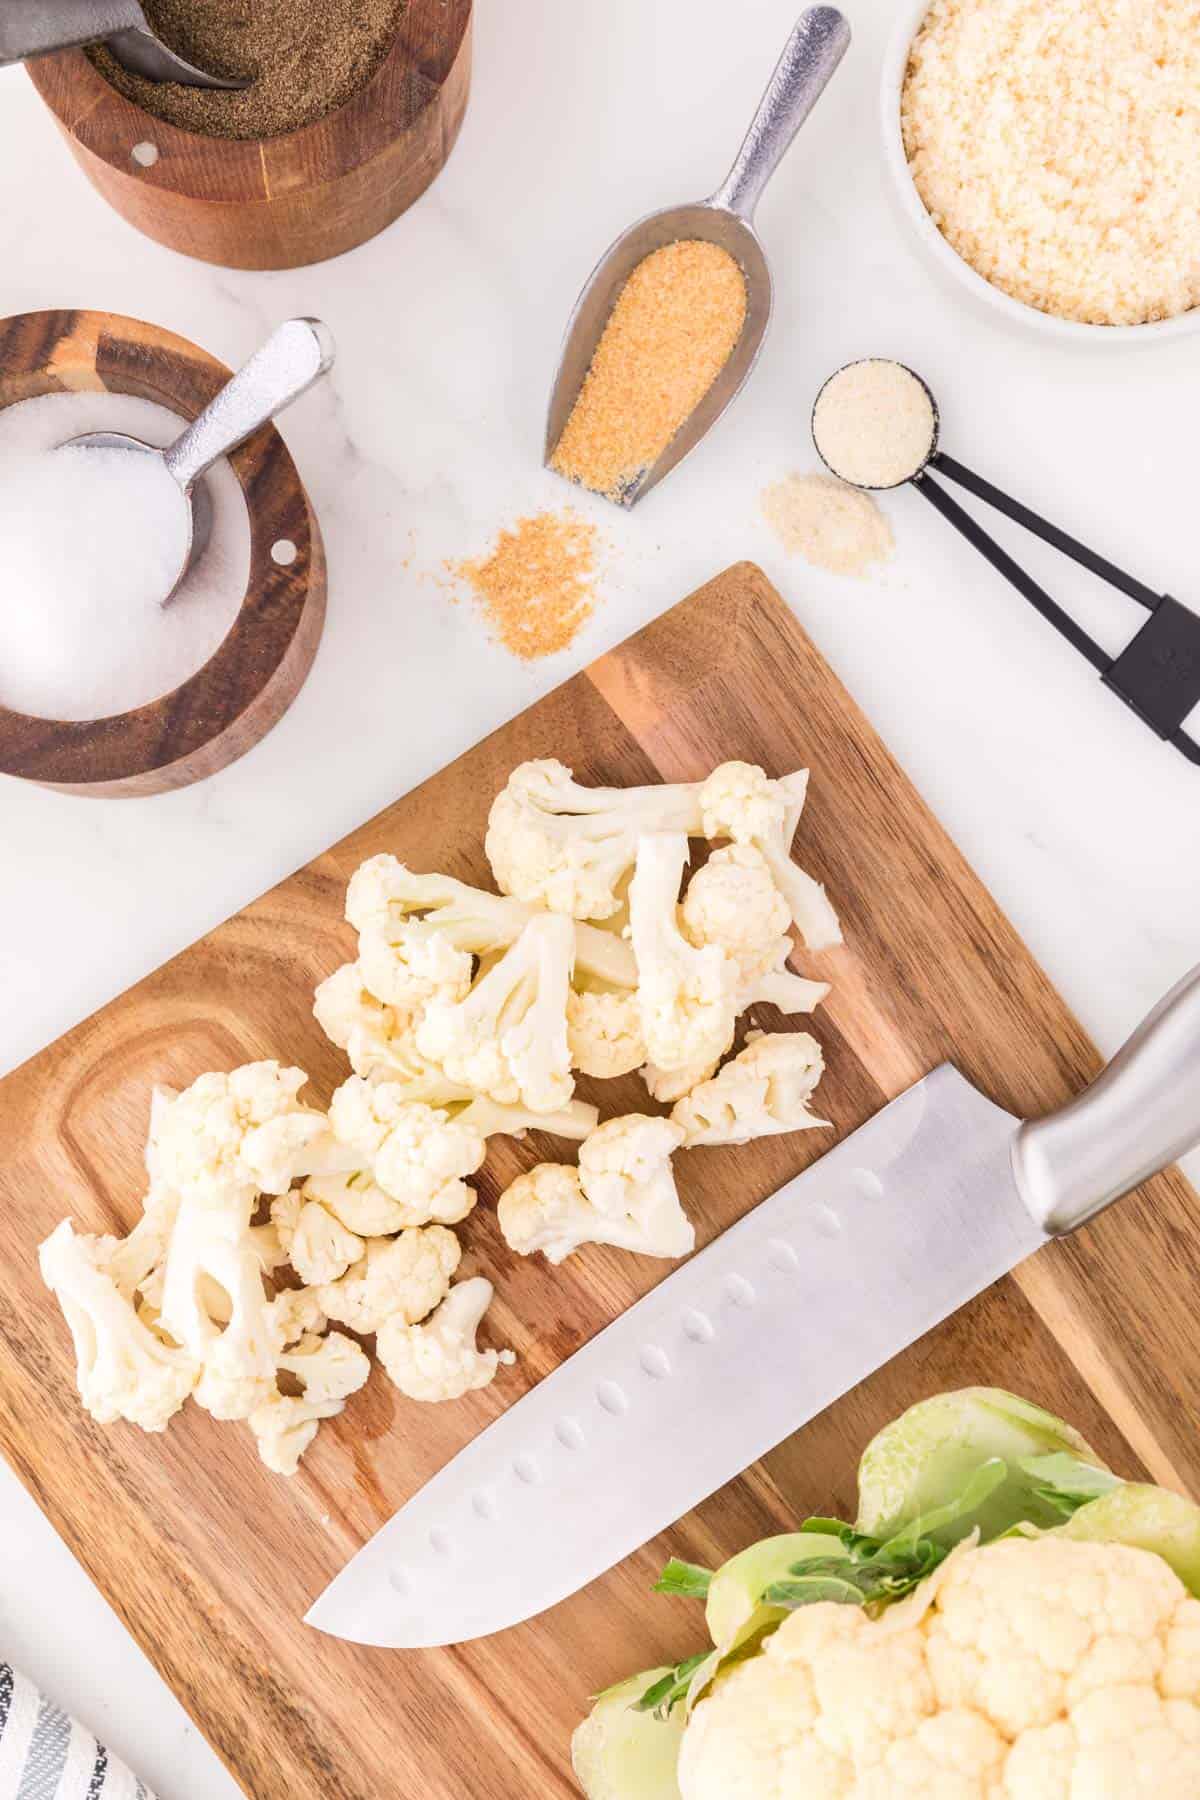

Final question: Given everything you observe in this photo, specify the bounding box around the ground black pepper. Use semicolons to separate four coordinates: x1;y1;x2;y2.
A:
90;0;406;141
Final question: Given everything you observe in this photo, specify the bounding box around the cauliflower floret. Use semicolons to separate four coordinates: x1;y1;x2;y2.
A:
641;1056;721;1104
568;987;647;1079
499;1115;691;1264
701;766;841;951
317;1227;461;1334
39;1220;199;1432
302;1169;464;1235
681;843;792;986
329;1077;487;1217
275;1328;371;1406
157;1189;279;1422
153;1062;321;1202
677;1538;1200;1800
416;914;576;1113
246;1291;370;1475
377;1276;516;1403
672;1032;829;1147
579;1113;691;1249
485;758;705;920
630;833;738;1075
270;1190;365;1286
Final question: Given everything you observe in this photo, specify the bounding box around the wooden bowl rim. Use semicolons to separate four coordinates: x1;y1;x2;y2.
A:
26;0;473;196
0;308;320;786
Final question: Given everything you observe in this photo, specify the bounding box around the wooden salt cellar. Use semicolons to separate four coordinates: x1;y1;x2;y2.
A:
25;0;472;270
0;310;326;796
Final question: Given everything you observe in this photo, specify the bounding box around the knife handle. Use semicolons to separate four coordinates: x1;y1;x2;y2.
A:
1013;962;1200;1236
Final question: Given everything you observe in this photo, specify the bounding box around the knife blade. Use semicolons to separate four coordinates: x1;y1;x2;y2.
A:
307;1065;1042;1647
307;959;1200;1648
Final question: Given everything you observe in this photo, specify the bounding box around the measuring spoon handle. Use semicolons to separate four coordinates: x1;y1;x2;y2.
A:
711;7;851;222
164;319;336;492
0;0;145;63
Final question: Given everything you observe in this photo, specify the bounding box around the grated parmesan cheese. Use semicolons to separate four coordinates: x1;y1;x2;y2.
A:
901;0;1200;327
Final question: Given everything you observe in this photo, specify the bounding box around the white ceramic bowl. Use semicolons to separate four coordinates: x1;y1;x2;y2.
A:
880;0;1200;346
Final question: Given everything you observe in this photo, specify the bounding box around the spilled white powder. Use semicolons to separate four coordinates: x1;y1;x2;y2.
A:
0;393;250;721
761;472;893;579
812;359;936;490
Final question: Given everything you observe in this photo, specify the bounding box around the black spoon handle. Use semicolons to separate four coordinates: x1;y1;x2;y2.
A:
914;471;1109;673
930;452;1161;613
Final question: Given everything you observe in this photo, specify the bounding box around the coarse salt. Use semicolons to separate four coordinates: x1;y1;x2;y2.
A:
0;394;248;721
901;0;1200;327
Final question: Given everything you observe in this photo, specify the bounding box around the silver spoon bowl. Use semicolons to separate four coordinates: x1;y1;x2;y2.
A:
545;7;850;508
0;0;249;87
62;318;336;608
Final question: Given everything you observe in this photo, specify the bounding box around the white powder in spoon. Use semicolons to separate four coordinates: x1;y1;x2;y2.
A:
761;471;893;578
812;359;937;490
0;394;249;721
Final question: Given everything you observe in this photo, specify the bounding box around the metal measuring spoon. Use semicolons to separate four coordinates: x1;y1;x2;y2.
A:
544;7;851;508
61;319;335;607
0;0;249;87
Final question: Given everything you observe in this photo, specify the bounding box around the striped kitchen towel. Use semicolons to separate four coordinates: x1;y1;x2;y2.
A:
0;1666;155;1800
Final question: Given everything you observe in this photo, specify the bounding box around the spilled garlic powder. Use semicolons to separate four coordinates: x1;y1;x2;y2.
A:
451;510;600;661
813;360;936;490
551;239;747;500
761;473;893;579
902;0;1200;326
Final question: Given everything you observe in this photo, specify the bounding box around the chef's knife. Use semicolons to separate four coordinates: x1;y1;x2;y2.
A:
307;964;1200;1648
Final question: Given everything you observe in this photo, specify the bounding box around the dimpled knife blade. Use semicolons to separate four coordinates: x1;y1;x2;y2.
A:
306;1066;1045;1648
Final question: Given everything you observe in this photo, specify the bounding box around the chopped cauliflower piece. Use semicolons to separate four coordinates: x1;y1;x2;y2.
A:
416;914;576;1113
314;963;432;1086
153;1062;321;1203
270;1190;365;1286
377;1276;516;1402
39;1220;199;1432
304;1168;469;1235
630;833;738;1075
329;1077;487;1217
698;761;790;849
568;987;647;1079
681;843;792;987
486;758;705;920
157;1188;279;1422
248;1322;372;1478
318;1227;461;1335
697;764;841;950
499;1114;691;1264
672;1032;829;1146
641;1056;720;1105
579;1113;691;1246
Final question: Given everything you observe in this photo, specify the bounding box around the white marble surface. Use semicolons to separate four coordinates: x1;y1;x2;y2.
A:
2;0;1199;1792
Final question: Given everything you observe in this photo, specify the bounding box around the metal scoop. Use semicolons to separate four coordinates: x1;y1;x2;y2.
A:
545;6;850;507
61;318;335;608
813;357;1200;767
0;0;249;87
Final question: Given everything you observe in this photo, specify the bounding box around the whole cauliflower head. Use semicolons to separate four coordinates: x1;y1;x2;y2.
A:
485;759;704;920
318;1227;461;1334
329;1078;487;1217
677;1536;1200;1799
680;843;792;987
568;987;647;1080
630;834;738;1076
672;1032;829;1147
377;1276;516;1403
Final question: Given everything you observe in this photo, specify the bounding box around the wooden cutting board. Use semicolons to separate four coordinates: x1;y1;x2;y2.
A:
2;563;1198;1799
